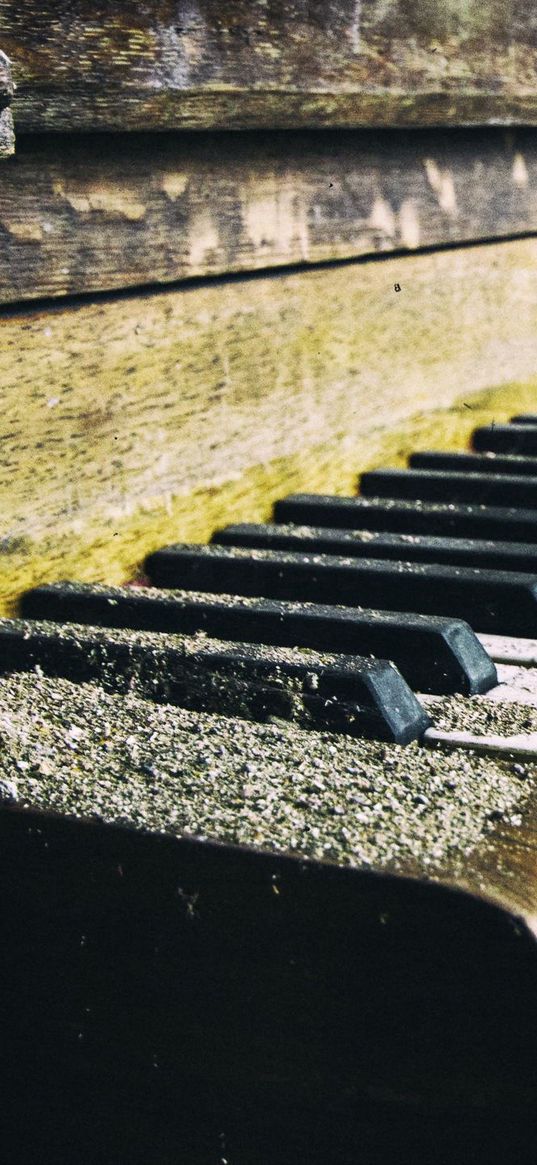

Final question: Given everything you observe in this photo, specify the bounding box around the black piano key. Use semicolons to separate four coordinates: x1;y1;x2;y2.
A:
274;492;537;542
0;617;430;744
360;468;537;509
212;520;537;574
472;424;537;455
144;542;537;636
21;582;497;696
511;415;537;423
409;450;537;477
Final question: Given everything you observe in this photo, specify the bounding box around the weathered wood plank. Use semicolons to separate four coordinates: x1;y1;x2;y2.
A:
4;127;537;303
4;1;537;131
0;49;14;156
1;237;537;613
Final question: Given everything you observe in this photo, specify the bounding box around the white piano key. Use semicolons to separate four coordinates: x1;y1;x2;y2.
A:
477;634;537;666
486;664;537;704
423;728;537;759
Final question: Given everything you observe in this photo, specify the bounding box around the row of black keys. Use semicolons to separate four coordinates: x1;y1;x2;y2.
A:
7;413;537;748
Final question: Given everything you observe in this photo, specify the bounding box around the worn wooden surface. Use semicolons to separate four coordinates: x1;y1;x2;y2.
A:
4;0;537;131
0;48;14;156
4;127;537;303
2;236;537;613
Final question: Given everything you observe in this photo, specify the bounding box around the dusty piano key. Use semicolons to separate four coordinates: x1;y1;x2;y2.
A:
145;542;537;636
274;492;537;541
409;450;537;476
472;423;537;455
213;520;537;574
0;617;431;744
477;634;537;666
421;690;537;758
360;467;537;508
20;582;497;696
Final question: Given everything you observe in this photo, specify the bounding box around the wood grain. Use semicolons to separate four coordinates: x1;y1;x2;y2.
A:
4;0;537;131
4;127;537;303
2;237;537;613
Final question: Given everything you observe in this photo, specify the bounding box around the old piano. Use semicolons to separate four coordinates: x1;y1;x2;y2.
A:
3;4;537;1163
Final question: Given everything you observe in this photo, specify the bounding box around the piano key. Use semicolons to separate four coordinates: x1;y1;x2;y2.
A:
0;617;431;744
423;726;537;759
477;634;537;666
144;542;537;636
360;467;537;508
213;520;537;573
482;662;537;706
472;423;537;455
2;667;533;866
274;492;537;541
410;450;537;476
21;581;497;696
420;658;537;754
511;415;537;423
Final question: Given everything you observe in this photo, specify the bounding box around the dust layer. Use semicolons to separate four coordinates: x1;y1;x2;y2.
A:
0;670;534;878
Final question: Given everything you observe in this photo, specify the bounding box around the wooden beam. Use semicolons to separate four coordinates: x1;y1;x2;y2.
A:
2;236;537;613
4;1;537;132
4;127;537;304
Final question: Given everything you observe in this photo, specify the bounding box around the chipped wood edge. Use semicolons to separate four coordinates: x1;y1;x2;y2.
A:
0;50;14;156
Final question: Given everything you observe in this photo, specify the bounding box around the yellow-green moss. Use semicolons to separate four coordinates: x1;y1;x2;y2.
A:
3;377;534;616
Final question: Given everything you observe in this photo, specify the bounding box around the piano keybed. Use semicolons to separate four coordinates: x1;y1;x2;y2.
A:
4;413;537;1163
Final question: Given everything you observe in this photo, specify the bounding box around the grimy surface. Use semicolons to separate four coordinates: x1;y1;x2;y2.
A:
4;0;537;130
0;615;432;743
0;669;535;901
3;127;537;303
5;667;537;1163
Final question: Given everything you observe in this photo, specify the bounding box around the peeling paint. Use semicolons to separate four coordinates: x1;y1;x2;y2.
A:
348;0;362;53
160;172;189;201
424;159;458;216
188;209;220;265
242;178;309;259
398;198;420;248
1;219;43;242
69;191;147;220
152;3;207;89
512;151;529;188
368;195;396;241
53;179;147;220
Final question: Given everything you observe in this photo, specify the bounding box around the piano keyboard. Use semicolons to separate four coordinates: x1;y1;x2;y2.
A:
4;412;537;1163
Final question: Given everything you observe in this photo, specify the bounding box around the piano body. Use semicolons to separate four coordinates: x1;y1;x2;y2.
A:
3;4;537;1161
